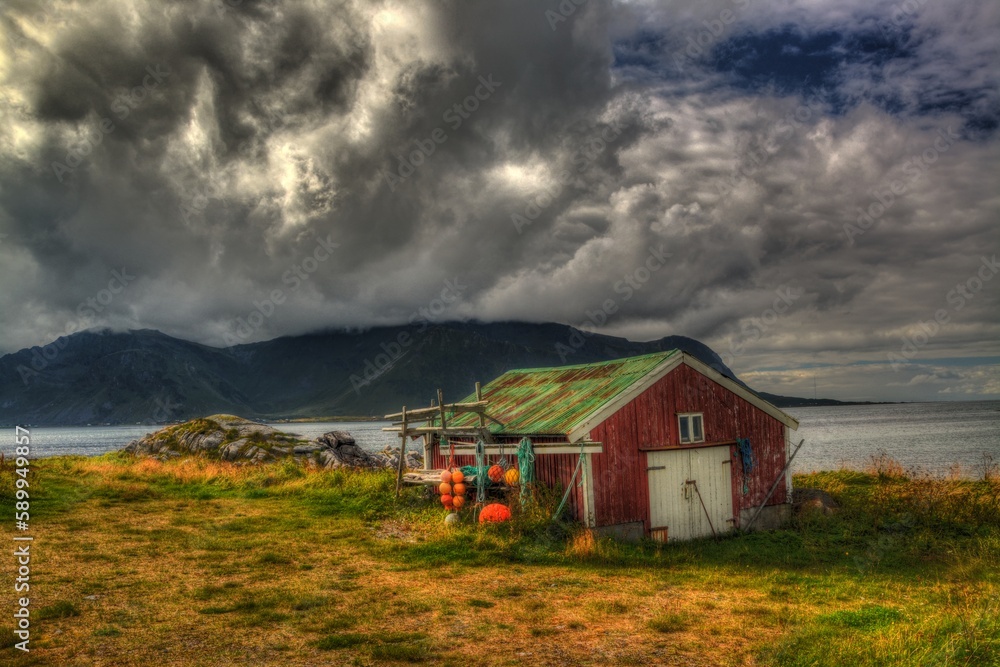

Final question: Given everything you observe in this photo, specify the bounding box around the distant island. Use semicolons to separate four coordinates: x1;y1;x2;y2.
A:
756;392;900;408
1;322;877;426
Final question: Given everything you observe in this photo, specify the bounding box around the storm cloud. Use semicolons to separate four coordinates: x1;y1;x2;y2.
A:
1;0;998;401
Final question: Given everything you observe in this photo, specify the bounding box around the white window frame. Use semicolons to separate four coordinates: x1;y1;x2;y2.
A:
677;413;704;444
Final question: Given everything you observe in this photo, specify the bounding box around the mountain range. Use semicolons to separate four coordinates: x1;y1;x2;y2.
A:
0;322;850;426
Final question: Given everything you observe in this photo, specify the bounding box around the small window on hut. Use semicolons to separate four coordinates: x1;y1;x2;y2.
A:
678;413;704;444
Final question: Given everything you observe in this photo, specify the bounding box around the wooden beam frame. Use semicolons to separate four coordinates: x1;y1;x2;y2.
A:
394;407;408;497
384;401;488;421
444;441;603;456
382;426;501;435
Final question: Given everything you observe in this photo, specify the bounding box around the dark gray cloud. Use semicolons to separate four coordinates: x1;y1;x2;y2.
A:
0;0;998;401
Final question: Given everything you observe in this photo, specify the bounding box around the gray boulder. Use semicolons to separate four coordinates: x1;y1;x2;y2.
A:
313;431;378;469
369;445;424;471
221;439;247;461
793;488;840;515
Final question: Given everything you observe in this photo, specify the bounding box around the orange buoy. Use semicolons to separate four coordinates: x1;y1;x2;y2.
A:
440;494;453;508
438;482;452;496
452;470;465;484
504;468;520;486
479;503;512;523
488;465;504;483
453;482;466;496
452;495;465;509
440;469;453;484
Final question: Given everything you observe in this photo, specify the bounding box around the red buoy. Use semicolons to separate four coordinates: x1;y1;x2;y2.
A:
479;503;512;523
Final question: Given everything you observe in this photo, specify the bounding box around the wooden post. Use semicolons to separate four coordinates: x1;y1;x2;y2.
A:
395;407;408;498
474;381;494;445
437;390;447;472
437;389;447;431
745;439;805;531
423;399;435;471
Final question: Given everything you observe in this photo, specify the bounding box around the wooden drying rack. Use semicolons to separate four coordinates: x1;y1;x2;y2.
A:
384;383;603;495
384;383;503;496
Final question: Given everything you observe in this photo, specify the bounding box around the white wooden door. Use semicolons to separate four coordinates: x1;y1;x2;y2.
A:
688;445;735;538
647;446;734;542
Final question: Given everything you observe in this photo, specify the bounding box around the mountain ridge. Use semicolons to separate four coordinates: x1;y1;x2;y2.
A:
1;322;853;426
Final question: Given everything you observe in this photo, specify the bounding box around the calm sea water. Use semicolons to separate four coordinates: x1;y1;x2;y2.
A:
786;401;1000;476
6;401;999;477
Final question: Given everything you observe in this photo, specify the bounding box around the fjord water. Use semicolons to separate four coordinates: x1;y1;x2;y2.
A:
8;401;999;477
786;400;1000;476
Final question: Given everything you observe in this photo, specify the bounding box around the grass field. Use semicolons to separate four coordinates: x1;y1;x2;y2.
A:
1;454;998;666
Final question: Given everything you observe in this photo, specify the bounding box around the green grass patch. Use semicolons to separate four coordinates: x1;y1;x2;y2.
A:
319;614;359;632
242;610;290;626
192;584;239;601
529;627;557;637
649;613;690;633
291;595;330;611
198;597;270;615
0;627;18;646
467;598;495;609
380;632;428;643
820;605;903;631
591;600;629;614
369;642;431;662
257;552;292;565
36;601;80;620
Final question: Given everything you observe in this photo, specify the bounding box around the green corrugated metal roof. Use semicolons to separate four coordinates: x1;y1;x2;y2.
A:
443;350;679;435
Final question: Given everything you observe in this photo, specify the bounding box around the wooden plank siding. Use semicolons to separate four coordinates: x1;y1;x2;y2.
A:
588;400;648;529
588;363;789;533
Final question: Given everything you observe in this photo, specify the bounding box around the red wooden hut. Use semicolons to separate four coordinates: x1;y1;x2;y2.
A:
400;350;800;541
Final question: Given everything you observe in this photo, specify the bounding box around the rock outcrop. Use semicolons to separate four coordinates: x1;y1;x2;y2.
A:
370;445;425;471
793;487;840;515
123;414;293;462
122;415;424;469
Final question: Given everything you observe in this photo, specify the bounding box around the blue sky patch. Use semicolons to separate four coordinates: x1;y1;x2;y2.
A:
613;22;996;134
709;26;845;95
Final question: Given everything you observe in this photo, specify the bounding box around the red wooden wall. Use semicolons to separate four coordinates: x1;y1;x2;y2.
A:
587;363;788;533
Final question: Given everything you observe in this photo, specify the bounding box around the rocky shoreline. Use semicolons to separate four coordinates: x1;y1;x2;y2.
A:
123;414;423;470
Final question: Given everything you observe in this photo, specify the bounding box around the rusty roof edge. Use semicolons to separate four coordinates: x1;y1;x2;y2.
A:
501;350;678;375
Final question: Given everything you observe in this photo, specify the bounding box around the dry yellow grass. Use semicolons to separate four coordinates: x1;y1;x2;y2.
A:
2;497;787;665
1;456;997;666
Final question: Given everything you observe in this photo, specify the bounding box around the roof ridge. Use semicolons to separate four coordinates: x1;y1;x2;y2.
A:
503;349;678;374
